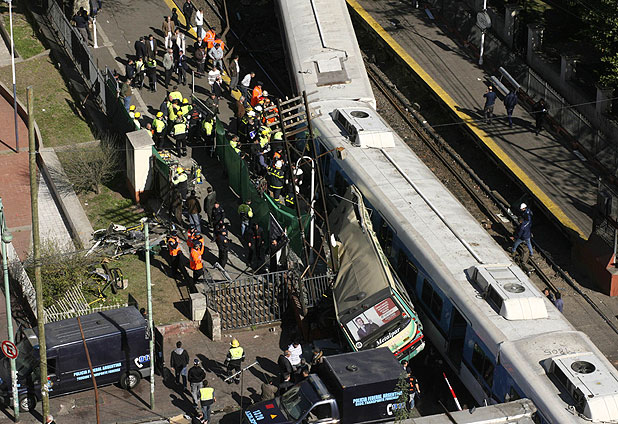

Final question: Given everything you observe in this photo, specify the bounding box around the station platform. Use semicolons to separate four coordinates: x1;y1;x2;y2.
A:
347;0;597;242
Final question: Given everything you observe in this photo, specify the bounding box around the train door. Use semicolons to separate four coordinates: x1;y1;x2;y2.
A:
446;307;467;370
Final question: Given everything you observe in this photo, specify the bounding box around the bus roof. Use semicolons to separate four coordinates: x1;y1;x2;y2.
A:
330;186;397;319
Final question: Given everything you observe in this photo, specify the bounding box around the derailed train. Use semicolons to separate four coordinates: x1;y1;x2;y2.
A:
274;0;618;422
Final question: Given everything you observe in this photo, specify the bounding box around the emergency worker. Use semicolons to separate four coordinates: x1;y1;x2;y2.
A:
166;230;182;277
190;240;204;286
237;199;253;236
224;339;245;384
268;161;285;203
172;111;188;156
153;112;167;147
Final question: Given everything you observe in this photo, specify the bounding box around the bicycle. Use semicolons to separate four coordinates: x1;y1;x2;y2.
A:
85;264;125;306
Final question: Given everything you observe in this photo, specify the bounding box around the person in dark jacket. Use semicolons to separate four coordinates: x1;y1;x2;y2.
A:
511;216;533;257
277;350;293;377
188;358;206;406
186;190;202;233
215;229;230;269
278;373;294;395
503;90;518;127
554;292;564;313
520;202;533;223
170;341;190;389
532;98;548;135
211;201;226;229
134;36;147;59
182;0;194;30
245;222;265;265
483;85;497;124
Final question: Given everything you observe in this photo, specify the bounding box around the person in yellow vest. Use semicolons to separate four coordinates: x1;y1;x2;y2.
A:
229;135;241;155
133;111;142;130
199;380;215;421
153;111;167;148
169;86;183;102
237;199;253;236
224;339;245;384
181;98;192;116
172;111;188;156
202;115;215;153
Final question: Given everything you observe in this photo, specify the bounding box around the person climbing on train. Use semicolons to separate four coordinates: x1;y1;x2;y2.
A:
520;203;533;223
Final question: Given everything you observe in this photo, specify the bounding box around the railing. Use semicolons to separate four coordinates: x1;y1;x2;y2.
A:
299;273;333;309
43;282;128;323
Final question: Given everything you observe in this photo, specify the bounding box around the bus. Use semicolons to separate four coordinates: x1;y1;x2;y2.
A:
330;186;424;361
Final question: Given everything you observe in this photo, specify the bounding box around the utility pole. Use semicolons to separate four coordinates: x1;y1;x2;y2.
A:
27;86;49;420
0;199;19;422
8;0;19;152
141;218;155;410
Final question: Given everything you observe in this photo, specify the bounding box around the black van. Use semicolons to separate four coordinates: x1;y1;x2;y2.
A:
0;307;150;411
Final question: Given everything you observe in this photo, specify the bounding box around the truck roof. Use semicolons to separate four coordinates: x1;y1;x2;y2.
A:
322;348;403;388
41;307;146;348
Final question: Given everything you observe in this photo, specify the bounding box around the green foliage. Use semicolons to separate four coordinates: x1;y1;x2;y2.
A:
395;372;411;422
581;0;618;87
25;240;100;307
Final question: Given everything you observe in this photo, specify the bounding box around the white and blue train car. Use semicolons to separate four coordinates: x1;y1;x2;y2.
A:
275;0;618;422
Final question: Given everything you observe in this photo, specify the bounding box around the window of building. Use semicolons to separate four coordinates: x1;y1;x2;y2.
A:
471;343;494;387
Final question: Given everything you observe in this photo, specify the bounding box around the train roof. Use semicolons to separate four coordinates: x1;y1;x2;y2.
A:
330;186;399;318
276;0;375;108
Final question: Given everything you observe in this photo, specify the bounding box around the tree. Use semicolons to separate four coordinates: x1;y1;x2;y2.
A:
581;0;618;87
394;372;412;422
64;138;120;194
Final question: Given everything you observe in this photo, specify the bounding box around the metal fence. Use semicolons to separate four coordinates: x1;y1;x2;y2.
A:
205;271;332;331
43;282;128;323
522;68;616;170
46;0;133;133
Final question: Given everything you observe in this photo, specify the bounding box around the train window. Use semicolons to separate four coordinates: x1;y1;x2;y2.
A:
421;279;443;319
471;343;494;387
506;386;521;401
334;171;348;197
323;154;331;178
397;251;418;289
378;222;393;257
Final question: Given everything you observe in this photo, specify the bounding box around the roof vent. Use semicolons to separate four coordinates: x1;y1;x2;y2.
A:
333;108;395;148
470;264;548;320
546;352;618;422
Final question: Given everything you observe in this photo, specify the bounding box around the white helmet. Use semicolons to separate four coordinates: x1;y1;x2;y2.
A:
520;203;527;210
255;105;263;112
247;110;256;117
275;160;283;169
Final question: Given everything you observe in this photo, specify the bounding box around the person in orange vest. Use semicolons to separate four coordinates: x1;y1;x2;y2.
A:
190;240;204;286
262;97;277;125
167;230;182;277
187;227;196;249
203;26;216;49
251;82;263;107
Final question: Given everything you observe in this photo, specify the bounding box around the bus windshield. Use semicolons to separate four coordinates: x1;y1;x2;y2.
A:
345;297;407;343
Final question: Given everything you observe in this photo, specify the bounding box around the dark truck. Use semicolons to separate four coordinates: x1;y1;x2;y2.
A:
0;307;150;411
244;348;407;424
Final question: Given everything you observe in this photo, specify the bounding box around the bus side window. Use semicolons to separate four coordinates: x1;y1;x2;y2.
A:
471;343;494;387
421;279;443;319
397;251;418;289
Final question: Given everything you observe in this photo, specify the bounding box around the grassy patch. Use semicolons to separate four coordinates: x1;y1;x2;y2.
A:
0;8;46;59
87;254;190;326
0;55;94;147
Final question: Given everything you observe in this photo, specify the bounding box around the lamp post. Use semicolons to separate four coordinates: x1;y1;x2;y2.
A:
141;218;155;410
0;198;19;421
477;1;491;66
7;0;19;152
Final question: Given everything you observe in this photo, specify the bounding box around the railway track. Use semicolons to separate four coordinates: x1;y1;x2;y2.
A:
364;59;618;338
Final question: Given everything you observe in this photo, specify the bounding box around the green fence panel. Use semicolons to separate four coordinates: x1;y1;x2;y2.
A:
214;121;310;258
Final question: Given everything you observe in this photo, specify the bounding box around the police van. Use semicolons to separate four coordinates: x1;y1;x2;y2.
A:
0;307;150;411
244;348;406;424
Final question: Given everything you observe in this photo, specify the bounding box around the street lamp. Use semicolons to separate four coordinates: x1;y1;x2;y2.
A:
5;0;19;152
0;198;19;421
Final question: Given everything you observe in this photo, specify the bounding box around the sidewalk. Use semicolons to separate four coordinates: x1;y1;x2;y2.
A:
353;0;597;240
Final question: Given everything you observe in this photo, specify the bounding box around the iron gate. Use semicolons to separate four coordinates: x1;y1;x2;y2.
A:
205;271;332;331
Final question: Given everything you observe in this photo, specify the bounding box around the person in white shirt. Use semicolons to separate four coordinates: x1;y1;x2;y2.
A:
287;341;302;368
195;8;204;40
239;71;255;99
174;28;186;56
208;66;221;91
